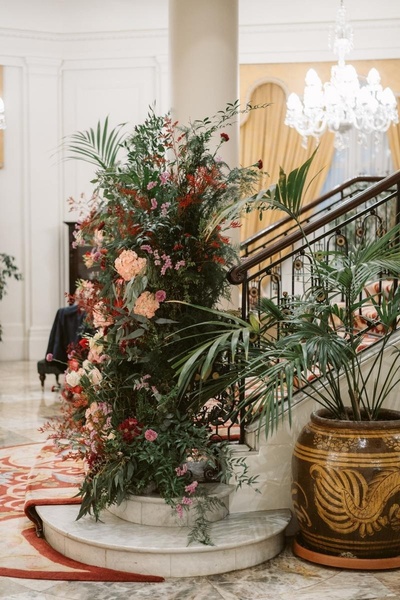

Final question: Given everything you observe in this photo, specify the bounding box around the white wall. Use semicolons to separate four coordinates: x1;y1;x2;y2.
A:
0;0;399;360
0;1;169;360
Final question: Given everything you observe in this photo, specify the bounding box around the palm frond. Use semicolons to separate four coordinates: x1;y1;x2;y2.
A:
63;116;127;170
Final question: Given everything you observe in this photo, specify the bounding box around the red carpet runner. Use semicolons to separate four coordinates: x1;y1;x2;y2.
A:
0;442;164;581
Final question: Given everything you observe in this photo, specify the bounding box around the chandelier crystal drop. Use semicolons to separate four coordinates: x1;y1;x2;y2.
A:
285;1;399;150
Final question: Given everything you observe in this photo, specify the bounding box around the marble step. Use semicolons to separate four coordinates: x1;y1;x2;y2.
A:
107;482;235;527
37;504;292;578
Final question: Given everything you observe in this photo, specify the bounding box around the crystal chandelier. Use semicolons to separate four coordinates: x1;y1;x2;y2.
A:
285;0;399;150
0;97;5;130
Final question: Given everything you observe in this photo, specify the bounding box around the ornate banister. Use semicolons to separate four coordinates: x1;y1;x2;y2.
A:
229;171;400;287
241;175;383;256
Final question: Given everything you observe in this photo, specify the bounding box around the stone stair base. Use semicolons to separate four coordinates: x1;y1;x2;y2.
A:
37;503;292;578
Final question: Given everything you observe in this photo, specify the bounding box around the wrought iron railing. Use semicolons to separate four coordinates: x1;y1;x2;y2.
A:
214;171;400;443
230;172;400;322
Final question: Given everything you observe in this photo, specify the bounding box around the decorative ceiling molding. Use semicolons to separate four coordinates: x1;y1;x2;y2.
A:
239;18;400;63
0;27;168;42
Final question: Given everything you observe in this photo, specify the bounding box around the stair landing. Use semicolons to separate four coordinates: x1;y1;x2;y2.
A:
36;503;291;578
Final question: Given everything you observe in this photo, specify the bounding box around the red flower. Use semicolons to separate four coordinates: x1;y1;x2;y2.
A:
68;359;80;371
118;418;142;442
79;338;89;349
257;159;263;170
220;132;229;142
213;256;226;264
71;385;83;394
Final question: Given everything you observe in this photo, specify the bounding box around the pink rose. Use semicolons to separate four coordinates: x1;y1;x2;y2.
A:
133;291;160;319
114;249;147;281
88;367;103;386
144;429;158;442
155;290;166;303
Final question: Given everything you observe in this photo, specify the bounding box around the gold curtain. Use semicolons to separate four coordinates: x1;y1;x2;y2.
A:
387;96;400;170
240;81;335;241
0;67;3;169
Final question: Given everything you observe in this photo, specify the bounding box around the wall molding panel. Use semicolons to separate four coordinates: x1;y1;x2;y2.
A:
0;2;398;360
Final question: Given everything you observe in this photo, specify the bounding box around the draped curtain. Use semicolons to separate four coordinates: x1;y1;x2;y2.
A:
0;66;3;169
240;81;335;242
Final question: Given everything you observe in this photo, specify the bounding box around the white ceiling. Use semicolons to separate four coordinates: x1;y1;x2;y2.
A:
0;0;398;33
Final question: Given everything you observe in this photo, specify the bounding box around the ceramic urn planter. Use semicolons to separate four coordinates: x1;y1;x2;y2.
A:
291;408;400;568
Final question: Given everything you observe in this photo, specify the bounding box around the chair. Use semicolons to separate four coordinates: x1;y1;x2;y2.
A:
37;304;86;390
37;359;65;390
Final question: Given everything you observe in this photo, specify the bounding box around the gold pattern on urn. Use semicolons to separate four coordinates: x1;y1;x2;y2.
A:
313;433;358;452
310;465;400;537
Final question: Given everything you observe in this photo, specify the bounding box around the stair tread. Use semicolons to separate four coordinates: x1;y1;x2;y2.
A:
37;504;291;553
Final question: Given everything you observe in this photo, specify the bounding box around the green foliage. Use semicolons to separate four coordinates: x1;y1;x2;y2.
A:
174;158;400;435
64;116;127;171
46;102;266;544
0;253;22;341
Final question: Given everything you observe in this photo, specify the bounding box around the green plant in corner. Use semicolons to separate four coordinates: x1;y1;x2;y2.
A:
172;158;400;433
0;253;22;341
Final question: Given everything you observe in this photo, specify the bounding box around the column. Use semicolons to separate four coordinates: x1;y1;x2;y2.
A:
169;0;240;308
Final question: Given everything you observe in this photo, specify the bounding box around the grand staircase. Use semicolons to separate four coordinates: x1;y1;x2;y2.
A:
38;170;400;577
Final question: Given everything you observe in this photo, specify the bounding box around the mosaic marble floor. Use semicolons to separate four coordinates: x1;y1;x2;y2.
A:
1;360;400;600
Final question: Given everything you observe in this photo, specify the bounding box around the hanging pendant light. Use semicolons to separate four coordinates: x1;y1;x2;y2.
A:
285;0;399;150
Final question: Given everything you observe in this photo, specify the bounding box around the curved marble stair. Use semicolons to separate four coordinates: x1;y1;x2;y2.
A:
36;482;291;578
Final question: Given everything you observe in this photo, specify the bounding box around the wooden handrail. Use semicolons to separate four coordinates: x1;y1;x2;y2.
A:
229;171;400;284
241;175;383;253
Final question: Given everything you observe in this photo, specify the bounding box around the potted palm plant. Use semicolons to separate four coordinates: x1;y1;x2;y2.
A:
173;158;400;567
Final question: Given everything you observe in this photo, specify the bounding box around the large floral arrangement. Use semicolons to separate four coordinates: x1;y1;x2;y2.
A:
44;102;263;543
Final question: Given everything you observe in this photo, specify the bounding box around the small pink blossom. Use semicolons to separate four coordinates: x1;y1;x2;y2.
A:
140;245;153;254
174;260;186;270
185;481;198;495
144;429;158;442
176;504;184;519
175;464;188;477
161;202;170;217
181;496;193;506
46;353;53;362
155;290;166;302
160;171;170;185
147;181;157;190
134;375;151;391
160;254;173;275
150;198;158;210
